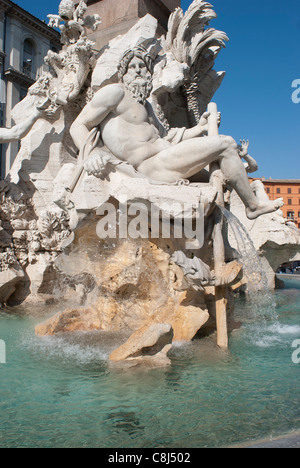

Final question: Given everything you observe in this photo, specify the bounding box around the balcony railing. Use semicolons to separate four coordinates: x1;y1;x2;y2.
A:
4;66;39;86
22;65;39;81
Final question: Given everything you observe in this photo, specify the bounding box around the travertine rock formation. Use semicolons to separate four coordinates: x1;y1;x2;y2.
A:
109;323;174;366
35;227;211;342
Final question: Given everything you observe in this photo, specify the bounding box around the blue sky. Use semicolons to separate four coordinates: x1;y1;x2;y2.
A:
14;0;300;179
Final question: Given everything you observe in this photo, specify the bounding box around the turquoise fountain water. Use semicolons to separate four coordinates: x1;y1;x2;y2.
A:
0;285;299;448
0;211;299;448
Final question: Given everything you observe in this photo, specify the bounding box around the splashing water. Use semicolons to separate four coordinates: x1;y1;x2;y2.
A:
220;207;278;324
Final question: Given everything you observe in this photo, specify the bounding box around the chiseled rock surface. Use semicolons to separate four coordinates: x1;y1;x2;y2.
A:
0;263;25;305
35;294;210;342
109;323;174;365
35;307;102;335
35;230;210;342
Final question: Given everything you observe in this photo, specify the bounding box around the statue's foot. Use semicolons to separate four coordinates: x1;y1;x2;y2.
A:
246;198;284;220
214;260;243;287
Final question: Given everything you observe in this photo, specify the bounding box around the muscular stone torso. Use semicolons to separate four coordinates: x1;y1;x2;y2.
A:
100;88;171;168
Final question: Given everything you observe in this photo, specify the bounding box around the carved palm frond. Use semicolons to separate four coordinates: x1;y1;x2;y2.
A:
189;28;228;67
164;1;226;65
164;7;184;53
159;0;228;127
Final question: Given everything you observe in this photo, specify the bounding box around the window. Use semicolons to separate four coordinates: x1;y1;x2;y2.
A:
24;38;33;55
288;199;292;205
276;188;281;194
298;212;300;218
23;38;35;78
288;188;292;194
266;188;270;194
287;211;294;219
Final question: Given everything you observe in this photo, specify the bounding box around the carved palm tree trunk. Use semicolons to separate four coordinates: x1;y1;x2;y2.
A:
183;78;201;127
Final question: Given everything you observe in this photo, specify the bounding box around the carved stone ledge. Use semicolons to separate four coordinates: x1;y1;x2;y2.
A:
4;67;36;87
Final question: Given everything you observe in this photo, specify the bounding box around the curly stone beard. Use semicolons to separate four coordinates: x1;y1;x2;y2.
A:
123;74;153;105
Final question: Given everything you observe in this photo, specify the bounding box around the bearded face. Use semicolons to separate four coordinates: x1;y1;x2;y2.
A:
122;56;153;105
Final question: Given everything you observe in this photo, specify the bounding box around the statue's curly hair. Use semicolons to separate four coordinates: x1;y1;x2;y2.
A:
118;46;154;82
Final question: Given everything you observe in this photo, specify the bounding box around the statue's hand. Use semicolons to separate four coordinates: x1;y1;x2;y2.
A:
84;152;111;177
238;139;250;158
36;96;51;112
196;111;221;135
238;139;258;173
198;111;210;134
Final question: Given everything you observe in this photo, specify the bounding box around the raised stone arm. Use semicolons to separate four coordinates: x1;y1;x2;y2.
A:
0;97;50;144
70;84;124;155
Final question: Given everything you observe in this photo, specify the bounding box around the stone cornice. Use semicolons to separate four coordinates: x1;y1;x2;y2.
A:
0;0;61;45
4;66;35;86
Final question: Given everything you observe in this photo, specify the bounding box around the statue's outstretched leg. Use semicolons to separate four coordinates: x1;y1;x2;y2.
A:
137;135;283;220
218;139;283;219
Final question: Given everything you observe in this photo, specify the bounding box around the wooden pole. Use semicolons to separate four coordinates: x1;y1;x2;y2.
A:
207;102;228;349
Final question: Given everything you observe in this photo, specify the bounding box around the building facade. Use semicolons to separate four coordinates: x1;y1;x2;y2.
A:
0;0;60;177
251;178;300;228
